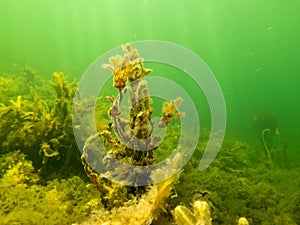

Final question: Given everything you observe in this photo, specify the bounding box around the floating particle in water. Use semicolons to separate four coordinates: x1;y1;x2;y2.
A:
267;26;275;32
254;67;263;73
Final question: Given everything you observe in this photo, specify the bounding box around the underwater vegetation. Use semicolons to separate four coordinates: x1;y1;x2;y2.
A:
0;150;102;224
170;130;300;225
174;200;213;225
252;111;289;169
0;68;82;179
0;46;299;225
76;44;184;224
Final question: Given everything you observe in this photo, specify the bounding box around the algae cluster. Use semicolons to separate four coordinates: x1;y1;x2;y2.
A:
75;44;184;224
0;45;300;225
0;68;81;179
0;67;102;224
169;128;300;224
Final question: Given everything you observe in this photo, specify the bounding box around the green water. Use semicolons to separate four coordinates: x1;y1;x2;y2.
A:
1;0;299;154
1;0;300;224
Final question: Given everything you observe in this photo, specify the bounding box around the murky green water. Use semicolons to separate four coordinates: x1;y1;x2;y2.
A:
1;1;300;224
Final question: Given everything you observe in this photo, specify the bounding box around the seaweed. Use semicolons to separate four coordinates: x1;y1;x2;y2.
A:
78;154;182;225
0;48;299;224
171;133;298;224
289;191;300;224
252;112;289;169
0;150;101;225
174;200;212;225
76;44;184;224
0;69;82;179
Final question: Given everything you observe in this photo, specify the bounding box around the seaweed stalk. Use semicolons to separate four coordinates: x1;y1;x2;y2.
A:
261;128;272;163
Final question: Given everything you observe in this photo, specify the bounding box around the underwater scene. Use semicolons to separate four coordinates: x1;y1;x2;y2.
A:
0;1;300;224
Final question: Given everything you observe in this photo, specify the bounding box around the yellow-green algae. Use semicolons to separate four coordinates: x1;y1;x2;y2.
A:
0;48;300;224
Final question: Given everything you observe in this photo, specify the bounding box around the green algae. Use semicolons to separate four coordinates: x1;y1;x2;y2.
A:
0;64;299;224
0;150;101;225
0;68;82;179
